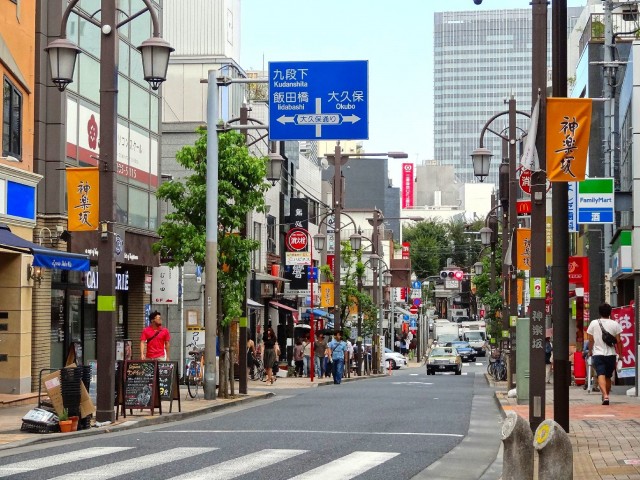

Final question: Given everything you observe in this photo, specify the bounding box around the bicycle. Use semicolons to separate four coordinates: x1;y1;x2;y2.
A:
487;349;507;381
185;348;204;398
249;356;265;381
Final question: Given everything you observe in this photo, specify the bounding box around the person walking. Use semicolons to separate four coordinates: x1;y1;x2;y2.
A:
293;338;304;377
314;333;327;378
302;336;311;377
247;335;259;379
140;311;170;360
587;303;623;405
544;337;553;383
328;330;348;384
262;327;278;385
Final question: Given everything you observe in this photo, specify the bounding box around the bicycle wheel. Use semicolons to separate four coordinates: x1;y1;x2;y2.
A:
496;363;507;381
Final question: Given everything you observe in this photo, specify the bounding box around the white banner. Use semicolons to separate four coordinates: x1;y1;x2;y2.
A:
152;266;179;304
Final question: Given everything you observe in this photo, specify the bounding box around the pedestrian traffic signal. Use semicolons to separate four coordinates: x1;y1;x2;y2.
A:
440;269;464;281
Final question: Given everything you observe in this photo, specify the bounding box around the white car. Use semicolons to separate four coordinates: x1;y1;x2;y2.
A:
383;348;407;370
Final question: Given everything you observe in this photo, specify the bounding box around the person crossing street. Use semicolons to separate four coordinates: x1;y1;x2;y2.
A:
328;330;348;384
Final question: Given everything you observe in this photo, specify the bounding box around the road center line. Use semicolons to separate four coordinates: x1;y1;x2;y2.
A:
154;429;464;438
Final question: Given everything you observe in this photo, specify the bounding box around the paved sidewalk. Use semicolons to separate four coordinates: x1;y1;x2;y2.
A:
0;369;384;451
496;380;640;479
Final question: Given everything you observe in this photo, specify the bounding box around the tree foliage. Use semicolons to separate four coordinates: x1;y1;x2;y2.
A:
153;128;270;325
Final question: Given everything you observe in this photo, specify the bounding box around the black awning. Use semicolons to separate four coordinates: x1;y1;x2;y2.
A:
0;224;89;271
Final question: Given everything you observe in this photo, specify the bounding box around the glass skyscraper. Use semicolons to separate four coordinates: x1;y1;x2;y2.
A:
433;8;582;185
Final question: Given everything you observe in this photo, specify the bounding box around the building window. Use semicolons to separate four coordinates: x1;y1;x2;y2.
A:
267;215;276;254
2;77;22;159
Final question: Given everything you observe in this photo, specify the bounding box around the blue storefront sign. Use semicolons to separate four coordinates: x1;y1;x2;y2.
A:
268;60;369;141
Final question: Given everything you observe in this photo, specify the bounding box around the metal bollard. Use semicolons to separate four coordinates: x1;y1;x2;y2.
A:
501;411;534;480
534;419;573;480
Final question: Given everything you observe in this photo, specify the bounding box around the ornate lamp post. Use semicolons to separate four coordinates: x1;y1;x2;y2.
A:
45;0;172;422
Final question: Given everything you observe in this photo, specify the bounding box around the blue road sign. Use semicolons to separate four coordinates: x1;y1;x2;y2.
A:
412;281;421;289
268;60;369;141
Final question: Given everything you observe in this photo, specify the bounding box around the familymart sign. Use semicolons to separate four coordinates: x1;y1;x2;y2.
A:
576;178;614;224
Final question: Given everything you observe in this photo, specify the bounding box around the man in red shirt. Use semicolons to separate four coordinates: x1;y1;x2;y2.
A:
140;311;171;360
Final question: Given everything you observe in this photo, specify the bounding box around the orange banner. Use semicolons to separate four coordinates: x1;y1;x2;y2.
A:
547;98;592;182
320;283;334;308
516;228;531;271
517;278;524;306
66;167;99;231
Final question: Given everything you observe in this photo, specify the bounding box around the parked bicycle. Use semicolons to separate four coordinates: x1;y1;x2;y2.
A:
487;349;507;381
185;347;204;398
249;356;266;382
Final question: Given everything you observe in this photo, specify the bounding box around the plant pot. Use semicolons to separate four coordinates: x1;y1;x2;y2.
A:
59;420;73;433
70;416;79;432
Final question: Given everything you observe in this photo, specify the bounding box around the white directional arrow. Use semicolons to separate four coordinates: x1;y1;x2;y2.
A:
277;115;295;124
342;114;361;124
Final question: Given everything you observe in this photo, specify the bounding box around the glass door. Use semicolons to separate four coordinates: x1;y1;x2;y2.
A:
50;289;66;370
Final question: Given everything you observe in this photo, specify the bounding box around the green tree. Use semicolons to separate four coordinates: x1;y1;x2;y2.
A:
153;128;269;398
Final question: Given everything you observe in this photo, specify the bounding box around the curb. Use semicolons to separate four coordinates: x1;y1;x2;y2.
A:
0;392;274;452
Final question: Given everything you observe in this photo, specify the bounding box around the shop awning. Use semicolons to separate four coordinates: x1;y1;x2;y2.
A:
255;272;290;282
0;224;89;271
304;308;333;320
247;298;263;309
269;301;297;313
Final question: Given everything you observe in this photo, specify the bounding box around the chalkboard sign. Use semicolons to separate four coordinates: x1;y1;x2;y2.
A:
123;361;161;416
157;361;181;413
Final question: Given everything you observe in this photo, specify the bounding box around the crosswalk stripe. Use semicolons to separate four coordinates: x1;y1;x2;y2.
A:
50;447;216;479
289;451;400;480
169;449;306;480
0;447;131;477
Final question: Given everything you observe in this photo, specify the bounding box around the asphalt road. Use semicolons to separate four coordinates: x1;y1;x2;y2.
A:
0;360;502;480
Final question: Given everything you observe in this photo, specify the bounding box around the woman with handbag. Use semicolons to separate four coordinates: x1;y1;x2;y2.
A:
262;328;278;385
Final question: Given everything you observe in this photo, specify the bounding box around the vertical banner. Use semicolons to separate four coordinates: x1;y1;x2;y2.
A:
320;283;334;308
546;97;592;182
516;228;531;271
568;182;578;232
402;163;414;208
66;167;99;231
286;199;309;290
611;305;635;378
401;242;410;259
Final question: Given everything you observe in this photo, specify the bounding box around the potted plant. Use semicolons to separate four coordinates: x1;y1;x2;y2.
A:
58;408;72;433
70;414;80;432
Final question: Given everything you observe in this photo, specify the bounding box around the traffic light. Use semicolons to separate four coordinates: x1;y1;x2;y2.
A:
440;269;464;281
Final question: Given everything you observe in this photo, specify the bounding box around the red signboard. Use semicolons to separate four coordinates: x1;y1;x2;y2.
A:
611;305;636;378
402;163;414;208
285;228;308;252
327;254;335;277
402;242;410;259
519;168;532;195
517;200;531;216
568;256;589;285
410;305;418;314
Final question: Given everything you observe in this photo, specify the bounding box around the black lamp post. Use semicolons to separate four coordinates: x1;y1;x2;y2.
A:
45;0;172;422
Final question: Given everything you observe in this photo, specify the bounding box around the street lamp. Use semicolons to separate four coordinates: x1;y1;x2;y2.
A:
266;152;284;185
473;262;484;276
45;0;172;422
470;147;493;183
325;148;408;332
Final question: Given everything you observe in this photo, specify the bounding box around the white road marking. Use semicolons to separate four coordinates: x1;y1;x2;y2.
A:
50;447;216;479
583;414;616;417
288;451;399;480
409;373;419;376
154;429;463;438
392;381;433;385
475;362;484;366
0;447;131;477
168;449;305;480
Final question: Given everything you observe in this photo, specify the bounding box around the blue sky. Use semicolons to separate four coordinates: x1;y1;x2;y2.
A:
241;0;588;185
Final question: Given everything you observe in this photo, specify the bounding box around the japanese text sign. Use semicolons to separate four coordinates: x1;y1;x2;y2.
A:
612;305;635;378
402;163;414;208
66;167;99;231
547;98;592;182
516;228;531;271
268;60;369;141
320;283;334;308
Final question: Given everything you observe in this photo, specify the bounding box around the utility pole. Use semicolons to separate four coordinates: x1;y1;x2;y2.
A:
332;144;344;332
552;0;570;433
529;0;548;432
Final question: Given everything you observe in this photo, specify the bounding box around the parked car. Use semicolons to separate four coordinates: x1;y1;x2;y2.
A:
383;348;407;369
445;341;476;362
426;346;462;375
